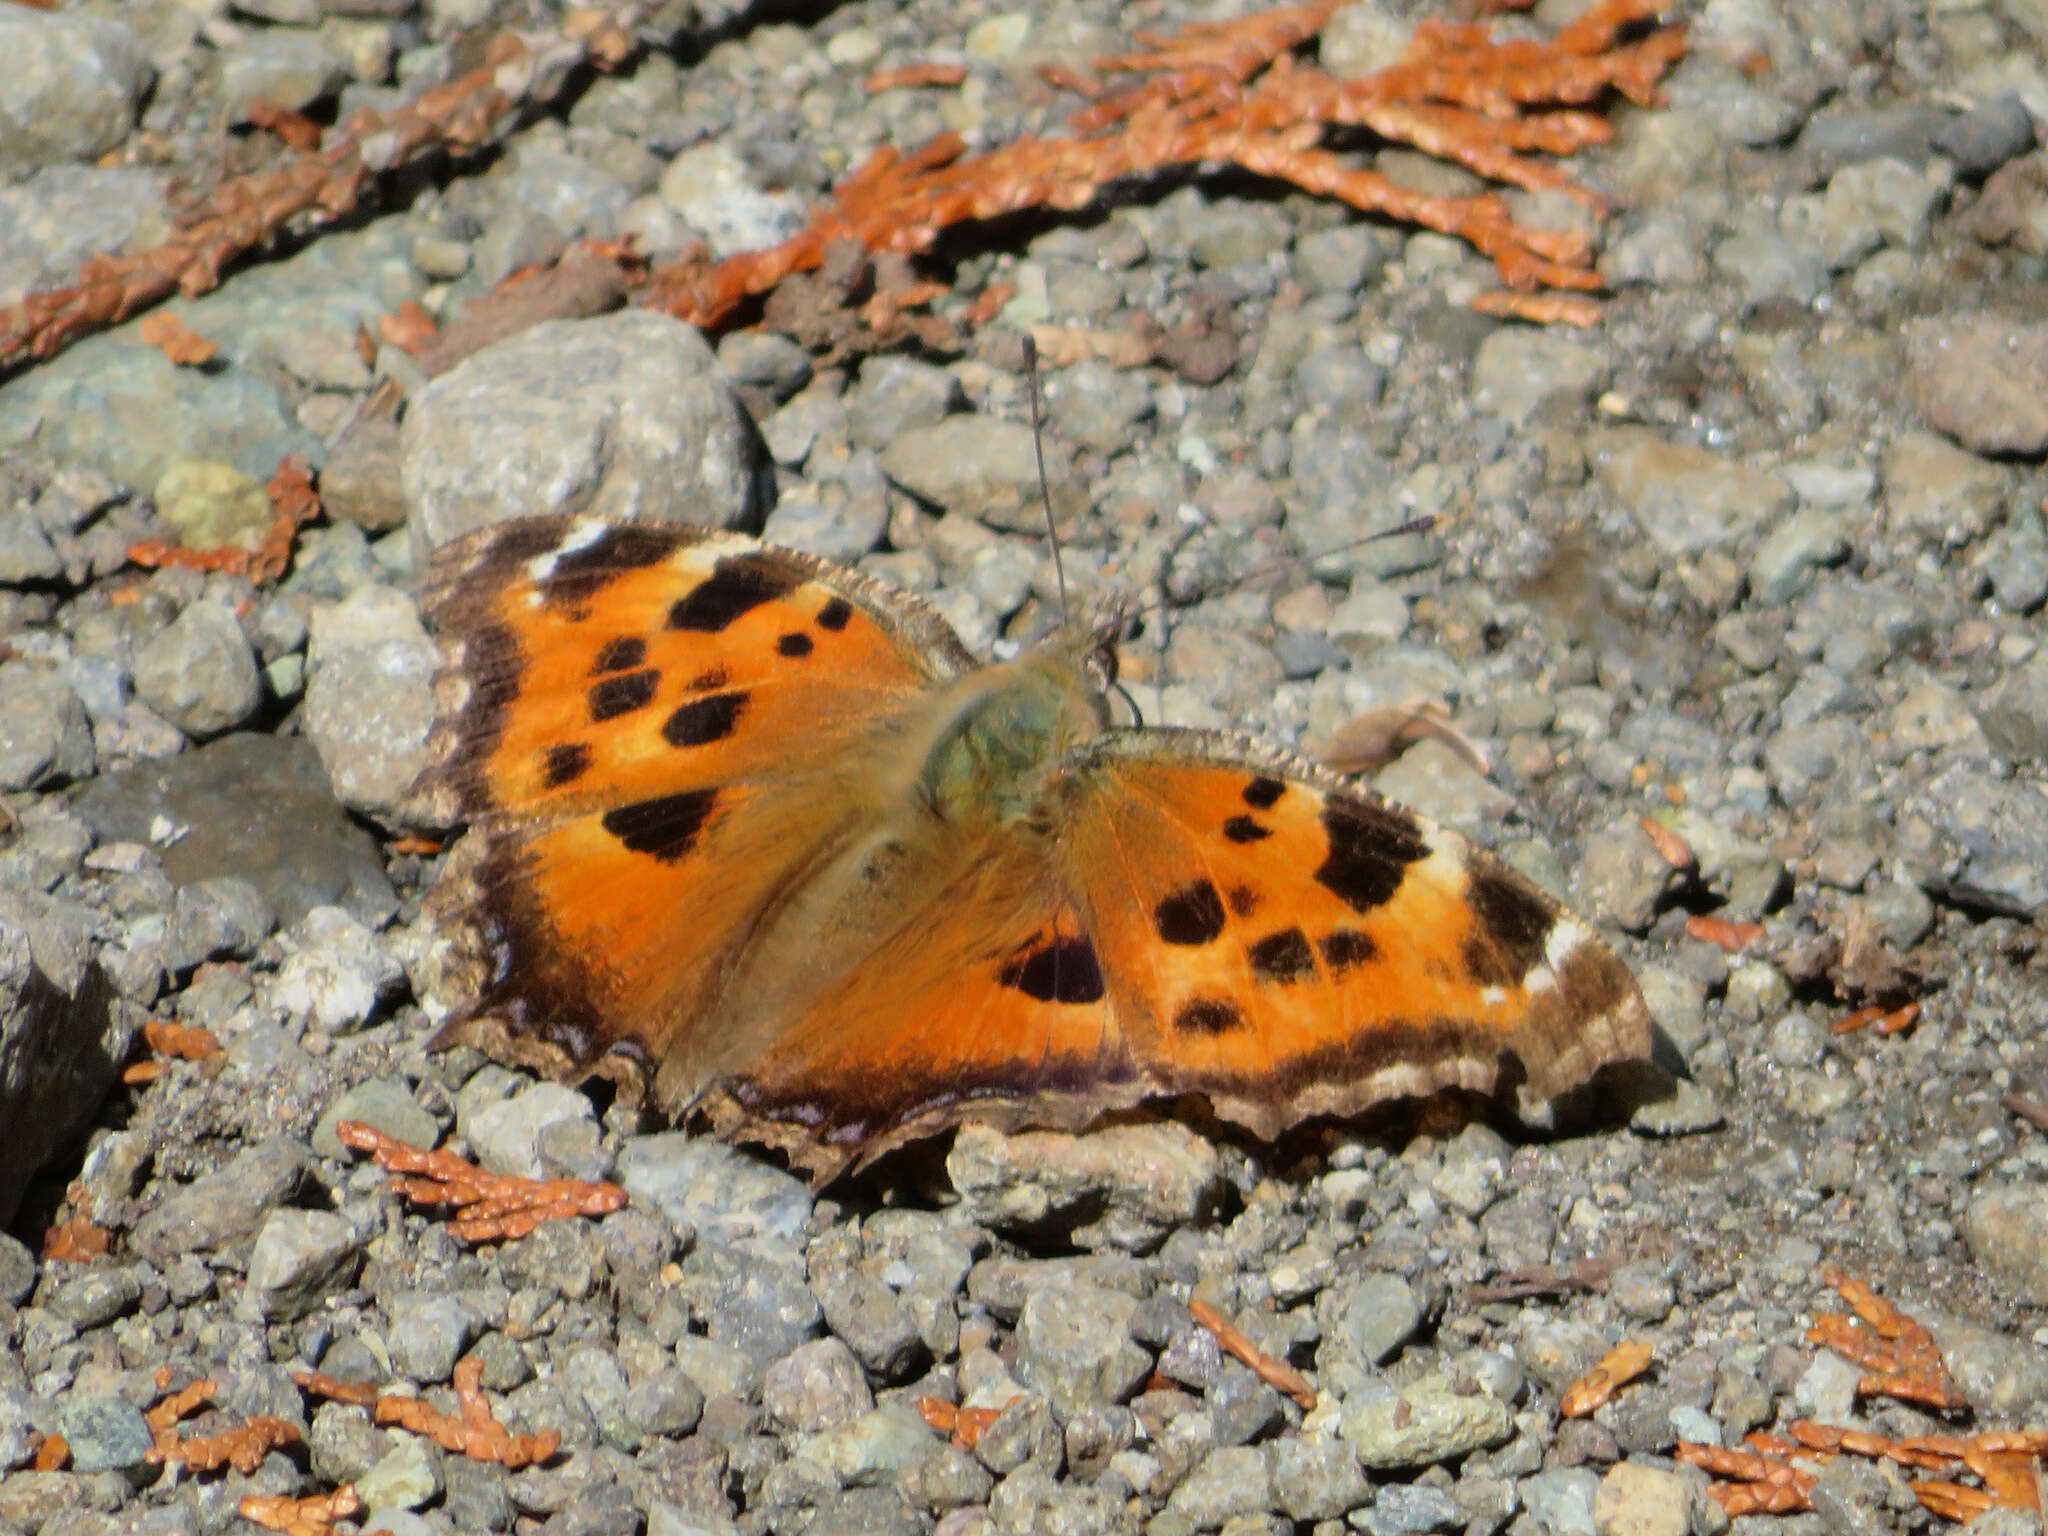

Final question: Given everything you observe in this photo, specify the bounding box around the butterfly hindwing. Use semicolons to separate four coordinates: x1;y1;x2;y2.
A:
1057;730;1653;1135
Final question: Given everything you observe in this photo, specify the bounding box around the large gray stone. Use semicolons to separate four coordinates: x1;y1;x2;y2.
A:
0;11;152;177
402;310;771;552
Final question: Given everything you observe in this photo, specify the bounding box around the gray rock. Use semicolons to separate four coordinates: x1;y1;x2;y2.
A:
1964;1184;2048;1303
72;735;397;927
1591;429;1793;557
387;1292;482;1383
302;584;438;817
1921;1311;2048;1416
131;600;262;739
466;1081;597;1180
0;664;94;790
813;1264;926;1381
1881;430;2010;545
716;329;812;404
1295;224;1391;294
46;1266;140;1330
0;515;62;584
1471;329;1607;425
1165;1444;1275;1526
55;1397;155;1474
313;1076;439;1160
1709;223;1829;307
356;1434;443;1511
1749;506;1850;605
678;1241;821;1367
0;891;128;1228
245;1207;364;1320
1977;653;2048;761
1047;360;1157;453
1906;313;2048;456
0;1231;34;1305
948;1122;1223;1252
0;165;169;311
1013;1284;1151;1418
1266;1435;1371;1521
878;417;1083;534
624;1367;704;1439
796;1402;942;1485
1910;764;2048;914
217;30;348;122
270;906;403;1032
846;356;965;449
764;1338;874;1434
1933;92;2037;177
1327;1272;1427;1367
1982;506;2048;614
563;1345;636;1452
164;876;275;973
657;139;807;257
1364;1482;1464;1536
1341;1377;1513;1469
615;1133;809;1246
130;1135;312;1264
0;11;151;177
402;311;770;552
1522;1469;1601;1536
1593;1462;1689;1536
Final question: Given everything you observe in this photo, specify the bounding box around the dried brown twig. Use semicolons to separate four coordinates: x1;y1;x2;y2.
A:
336;1119;626;1242
0;5;650;376
1190;1298;1318;1409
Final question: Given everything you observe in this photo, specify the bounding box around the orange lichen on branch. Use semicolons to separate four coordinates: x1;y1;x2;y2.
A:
1190;1297;1317;1409
373;1356;558;1468
0;6;651;373
649;0;1683;329
336;1119;626;1242
1809;1266;1964;1411
239;1487;361;1536
1560;1339;1653;1417
864;62;969;93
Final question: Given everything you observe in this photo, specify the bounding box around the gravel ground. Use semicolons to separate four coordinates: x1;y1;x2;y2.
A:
6;0;2048;1534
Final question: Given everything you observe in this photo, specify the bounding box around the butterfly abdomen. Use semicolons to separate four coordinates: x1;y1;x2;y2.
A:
903;651;1111;830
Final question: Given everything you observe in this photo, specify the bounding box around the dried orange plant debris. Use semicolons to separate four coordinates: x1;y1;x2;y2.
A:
122;1018;225;1084
1636;816;1696;873
300;1357;558;1468
143;1368;302;1475
1679;1273;2043;1523
239;1487;361;1536
42;1181;110;1263
1559;1338;1653;1417
1190;1297;1318;1409
336;1119;626;1242
127;453;322;584
1831;1002;1920;1036
652;0;1682;331
1684;913;1765;952
917;1395;1013;1450
136;311;218;366
32;1433;68;1471
0;5;651;374
864;62;969;93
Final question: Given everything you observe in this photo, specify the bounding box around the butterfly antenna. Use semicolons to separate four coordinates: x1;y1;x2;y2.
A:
1022;335;1072;624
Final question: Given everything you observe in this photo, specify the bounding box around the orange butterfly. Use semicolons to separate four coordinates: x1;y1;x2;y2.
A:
419;516;1653;1181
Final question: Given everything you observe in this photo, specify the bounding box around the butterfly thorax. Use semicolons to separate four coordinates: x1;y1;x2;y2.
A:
906;646;1112;831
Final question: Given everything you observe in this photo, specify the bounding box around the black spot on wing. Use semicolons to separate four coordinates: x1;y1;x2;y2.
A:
1314;796;1429;914
1226;884;1260;917
817;597;853;631
592;636;647;674
668;555;799;632
1248;927;1316;984
1319;929;1377;971
688;666;730;693
1223;816;1271;844
1243;777;1286;810
1174;997;1244;1035
777;632;813;658
601;790;717;862
541;742;590;787
589;669;659;722
663;691;748;748
1462;865;1556;987
1154;880;1226;946
997;934;1106;1005
539;524;680;610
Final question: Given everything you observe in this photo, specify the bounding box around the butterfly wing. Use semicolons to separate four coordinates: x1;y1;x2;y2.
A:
418;515;977;1092
1053;729;1653;1135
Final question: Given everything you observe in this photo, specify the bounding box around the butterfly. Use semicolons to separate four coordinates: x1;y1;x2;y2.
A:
417;515;1653;1182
